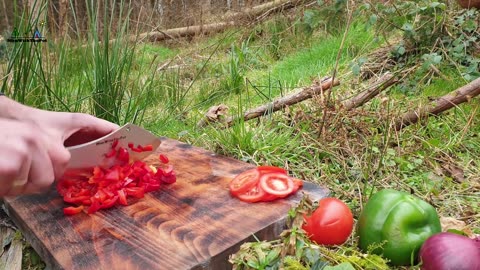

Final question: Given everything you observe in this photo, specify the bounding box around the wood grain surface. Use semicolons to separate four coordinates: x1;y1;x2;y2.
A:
4;138;328;270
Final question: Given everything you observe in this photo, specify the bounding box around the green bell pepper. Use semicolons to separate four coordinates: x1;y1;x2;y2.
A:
357;189;441;266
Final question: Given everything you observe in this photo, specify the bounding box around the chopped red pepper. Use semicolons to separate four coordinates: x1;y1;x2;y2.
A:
63;205;84;215
57;143;175;216
159;154;169;164
140;144;153;151
117;147;129;162
105;149;117;158
131;147;143;153
111;139;119;149
117;189;128;205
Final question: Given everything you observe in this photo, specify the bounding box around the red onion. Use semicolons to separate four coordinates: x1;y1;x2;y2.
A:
419;232;480;270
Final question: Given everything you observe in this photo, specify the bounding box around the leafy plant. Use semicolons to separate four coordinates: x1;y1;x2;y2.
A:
84;0;147;124
362;0;480;81
229;195;389;270
1;0;160;125
300;0;349;36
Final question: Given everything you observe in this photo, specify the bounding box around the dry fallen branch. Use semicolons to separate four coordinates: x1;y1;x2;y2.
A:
227;0;305;21
197;77;340;128
127;0;306;43
395;77;480;130
143;21;236;42
342;72;398;111
198;73;400;128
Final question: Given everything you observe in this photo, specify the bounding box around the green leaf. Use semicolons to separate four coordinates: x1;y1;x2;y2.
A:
295;240;305;259
351;63;361;76
303;10;321;29
447;229;468;236
426;138;441;147
266;248;281;263
324;262;356;270
402;23;413;32
311;260;328;270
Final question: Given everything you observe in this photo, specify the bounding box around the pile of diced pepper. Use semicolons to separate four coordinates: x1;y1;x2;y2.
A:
57;140;175;215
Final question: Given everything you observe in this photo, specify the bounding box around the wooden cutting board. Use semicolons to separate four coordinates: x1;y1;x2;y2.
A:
4;138;328;270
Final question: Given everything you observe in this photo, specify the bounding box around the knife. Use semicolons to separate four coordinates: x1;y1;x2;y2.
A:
66;123;161;170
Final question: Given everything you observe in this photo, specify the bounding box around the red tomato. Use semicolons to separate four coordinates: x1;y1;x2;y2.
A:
256;166;287;175
291;178;304;193
236;184;266;203
303;198;353;245
229;169;260;196
259;173;294;197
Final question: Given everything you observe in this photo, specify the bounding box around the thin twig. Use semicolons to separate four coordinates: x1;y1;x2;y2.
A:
318;0;354;138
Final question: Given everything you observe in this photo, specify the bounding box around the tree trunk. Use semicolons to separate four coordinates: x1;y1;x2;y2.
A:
58;0;69;36
1;0;9;29
145;21;236;42
131;0;305;42
395;77;480;130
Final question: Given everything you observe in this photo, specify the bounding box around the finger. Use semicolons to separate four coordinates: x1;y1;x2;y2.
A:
48;144;71;180
21;138;55;195
0;146;31;197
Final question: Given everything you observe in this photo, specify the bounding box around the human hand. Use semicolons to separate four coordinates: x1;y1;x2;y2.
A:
0;97;119;147
23;111;119;181
0;119;70;196
28;110;120;147
0;97;119;196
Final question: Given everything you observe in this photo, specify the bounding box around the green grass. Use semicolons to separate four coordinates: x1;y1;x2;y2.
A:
267;23;379;87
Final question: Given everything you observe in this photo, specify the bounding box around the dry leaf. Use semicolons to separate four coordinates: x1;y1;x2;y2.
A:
440;216;474;237
441;162;465;183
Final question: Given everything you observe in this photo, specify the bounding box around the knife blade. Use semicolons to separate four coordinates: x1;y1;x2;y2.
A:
66;123;161;170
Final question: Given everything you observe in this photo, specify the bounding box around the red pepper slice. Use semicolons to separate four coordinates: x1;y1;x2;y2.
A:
116;147;129;162
100;196;119;209
125;187;145;199
105;149;117;158
104;169;120;181
117;189;128;205
64;192;91;204
58;147;175;215
63;205;84;215
139;144;153;151
88;198;101;214
111;139;119;149
144;183;161;192
159;154;169;164
160;173;176;184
